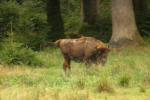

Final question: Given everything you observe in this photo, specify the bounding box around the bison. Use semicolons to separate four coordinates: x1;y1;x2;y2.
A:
45;36;110;72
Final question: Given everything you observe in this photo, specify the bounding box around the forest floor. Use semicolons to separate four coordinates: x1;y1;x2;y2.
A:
0;45;150;100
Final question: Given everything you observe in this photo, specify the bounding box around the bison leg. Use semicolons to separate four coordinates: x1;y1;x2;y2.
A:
63;58;71;72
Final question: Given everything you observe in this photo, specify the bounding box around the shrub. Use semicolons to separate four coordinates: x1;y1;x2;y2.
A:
118;74;131;87
0;39;42;66
26;29;48;51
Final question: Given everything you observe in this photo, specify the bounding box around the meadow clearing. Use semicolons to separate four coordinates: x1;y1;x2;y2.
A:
0;45;150;100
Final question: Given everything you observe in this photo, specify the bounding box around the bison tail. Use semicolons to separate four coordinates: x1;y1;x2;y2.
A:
54;40;61;45
41;40;61;48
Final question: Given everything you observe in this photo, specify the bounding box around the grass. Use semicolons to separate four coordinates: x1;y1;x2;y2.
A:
0;45;150;100
96;77;114;93
118;73;131;87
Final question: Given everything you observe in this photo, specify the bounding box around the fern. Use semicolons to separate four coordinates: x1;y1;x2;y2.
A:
138;12;150;37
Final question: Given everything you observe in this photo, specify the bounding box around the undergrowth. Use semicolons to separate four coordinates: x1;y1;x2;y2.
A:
0;40;42;66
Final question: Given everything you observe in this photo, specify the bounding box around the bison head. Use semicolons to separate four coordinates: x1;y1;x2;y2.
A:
96;48;110;65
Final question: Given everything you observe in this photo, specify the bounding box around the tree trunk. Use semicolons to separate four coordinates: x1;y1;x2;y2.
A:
81;0;99;24
46;0;64;41
109;0;142;48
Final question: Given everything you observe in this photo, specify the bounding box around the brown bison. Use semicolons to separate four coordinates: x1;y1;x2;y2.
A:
46;37;110;72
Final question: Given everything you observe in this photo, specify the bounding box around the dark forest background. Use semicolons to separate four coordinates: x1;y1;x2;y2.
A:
0;0;149;50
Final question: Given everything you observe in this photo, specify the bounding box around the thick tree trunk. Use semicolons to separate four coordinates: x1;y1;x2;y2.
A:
109;0;141;48
46;0;64;41
81;0;99;24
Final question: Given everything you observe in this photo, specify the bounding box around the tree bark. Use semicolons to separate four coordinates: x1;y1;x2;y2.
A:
81;0;99;24
46;0;64;41
109;0;142;48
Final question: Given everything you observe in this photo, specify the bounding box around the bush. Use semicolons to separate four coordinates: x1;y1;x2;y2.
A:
118;74;131;87
0;39;42;66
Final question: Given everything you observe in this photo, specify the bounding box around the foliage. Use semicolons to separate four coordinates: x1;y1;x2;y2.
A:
0;1;48;50
16;2;48;50
0;39;42;66
61;0;112;42
78;19;112;42
78;0;112;42
118;74;131;87
17;12;48;50
0;1;21;39
0;0;150;50
61;0;81;38
137;12;150;37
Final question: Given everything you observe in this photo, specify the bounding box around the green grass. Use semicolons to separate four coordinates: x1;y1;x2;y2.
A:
0;46;150;100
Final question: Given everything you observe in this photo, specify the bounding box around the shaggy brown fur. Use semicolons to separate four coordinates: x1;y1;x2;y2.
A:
49;37;110;72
